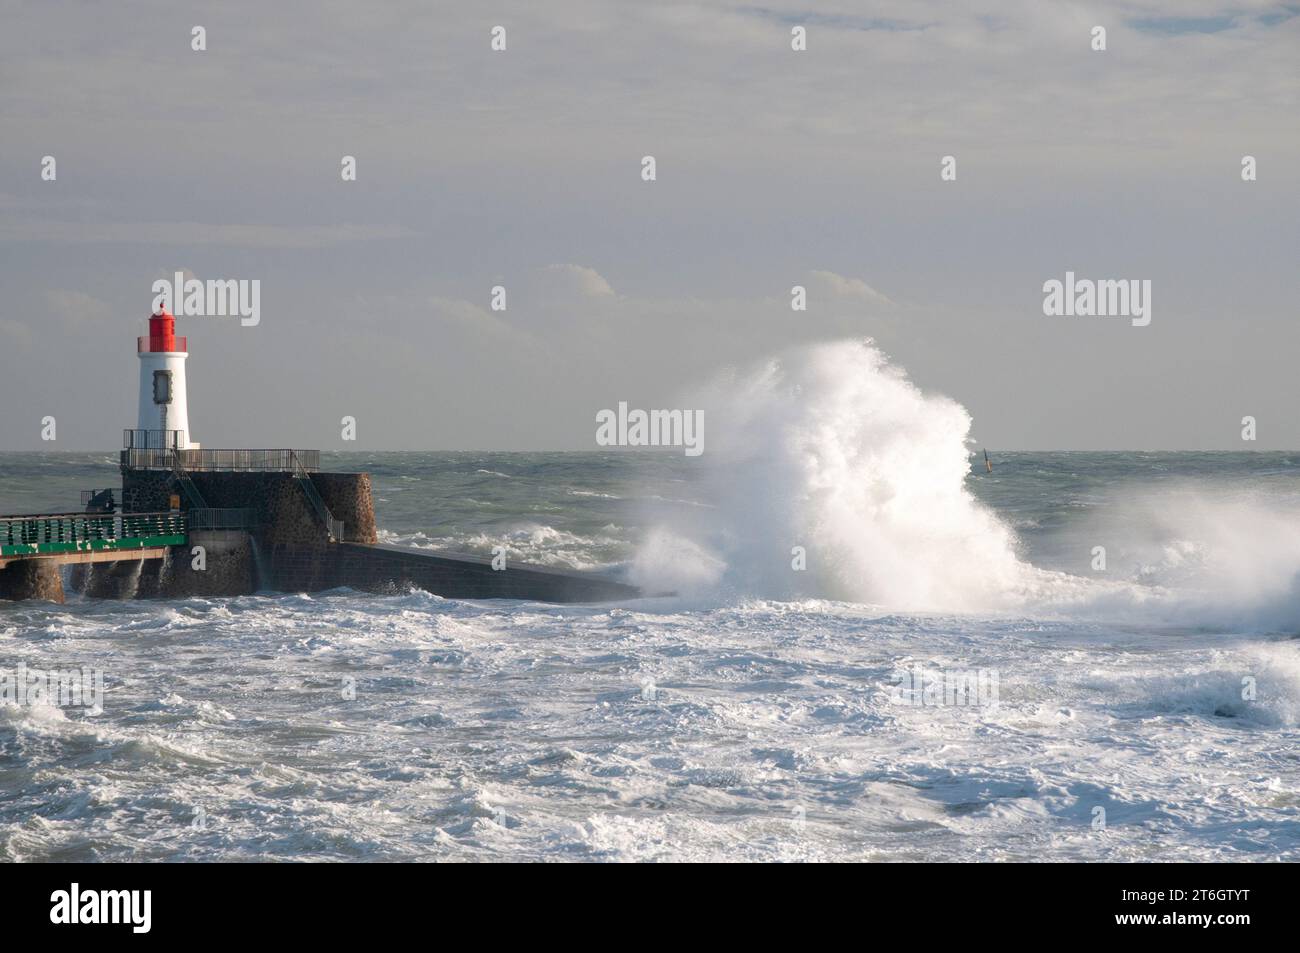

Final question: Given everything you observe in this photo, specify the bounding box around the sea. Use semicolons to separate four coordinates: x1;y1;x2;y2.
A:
2;343;1299;862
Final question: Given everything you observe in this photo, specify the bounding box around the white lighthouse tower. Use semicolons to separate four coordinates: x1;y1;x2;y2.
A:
136;308;197;449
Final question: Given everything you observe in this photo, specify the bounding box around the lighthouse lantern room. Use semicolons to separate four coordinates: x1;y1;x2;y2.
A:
136;309;197;449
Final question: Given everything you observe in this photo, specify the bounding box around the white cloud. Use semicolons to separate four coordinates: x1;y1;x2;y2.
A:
531;264;617;300
0;319;32;345
426;295;521;345
807;271;893;305
46;289;112;326
0;1;1295;449
0;222;417;248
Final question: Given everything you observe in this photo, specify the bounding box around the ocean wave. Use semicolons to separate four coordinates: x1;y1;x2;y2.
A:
377;524;622;572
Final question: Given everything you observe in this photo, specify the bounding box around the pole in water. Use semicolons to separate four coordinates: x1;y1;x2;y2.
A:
984;449;992;473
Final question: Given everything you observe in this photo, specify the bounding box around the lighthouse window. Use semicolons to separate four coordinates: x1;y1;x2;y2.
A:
152;370;173;404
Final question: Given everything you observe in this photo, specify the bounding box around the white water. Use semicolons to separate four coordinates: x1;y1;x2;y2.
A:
3;347;1300;861
3;591;1296;861
632;339;1300;633
631;340;1027;610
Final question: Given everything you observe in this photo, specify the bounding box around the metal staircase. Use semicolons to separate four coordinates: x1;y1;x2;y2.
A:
171;450;209;508
290;451;344;542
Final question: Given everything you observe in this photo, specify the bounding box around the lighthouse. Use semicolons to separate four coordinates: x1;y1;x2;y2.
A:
136;309;197;449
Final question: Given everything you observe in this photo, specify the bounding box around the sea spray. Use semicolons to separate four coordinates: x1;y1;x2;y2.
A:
626;339;1300;629
1055;486;1300;631
631;340;1031;610
126;558;145;599
249;536;269;591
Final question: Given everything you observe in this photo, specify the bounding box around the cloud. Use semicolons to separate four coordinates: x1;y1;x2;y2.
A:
426;295;522;346
807;271;893;305
0;1;1296;450
46;289;113;326
0;222;417;248
529;264;617;301
0;318;32;346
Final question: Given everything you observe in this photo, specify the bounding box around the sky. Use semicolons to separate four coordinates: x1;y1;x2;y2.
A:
1;0;1297;450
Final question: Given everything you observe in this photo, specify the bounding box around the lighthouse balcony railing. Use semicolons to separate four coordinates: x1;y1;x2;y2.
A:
137;335;187;352
124;429;186;450
120;447;321;473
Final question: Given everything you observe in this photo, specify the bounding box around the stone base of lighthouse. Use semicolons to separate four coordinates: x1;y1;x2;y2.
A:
68;469;379;599
119;470;378;544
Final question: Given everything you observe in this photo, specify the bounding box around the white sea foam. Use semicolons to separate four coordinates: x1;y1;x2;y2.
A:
1069;489;1300;631
631;339;1300;632
631;341;1031;610
4;401;1300;862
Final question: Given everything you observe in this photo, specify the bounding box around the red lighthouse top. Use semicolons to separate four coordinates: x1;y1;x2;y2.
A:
139;309;186;353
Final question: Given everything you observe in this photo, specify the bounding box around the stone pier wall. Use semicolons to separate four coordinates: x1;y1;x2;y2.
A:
70;533;256;600
121;469;378;545
73;468;380;599
78;558;150;600
154;531;256;597
0;560;66;603
311;473;378;544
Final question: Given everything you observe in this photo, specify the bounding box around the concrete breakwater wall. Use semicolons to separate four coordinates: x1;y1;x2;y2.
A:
269;542;640;602
72;537;638;603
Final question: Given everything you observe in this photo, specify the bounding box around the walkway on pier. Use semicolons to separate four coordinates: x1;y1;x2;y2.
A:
0;512;186;569
0;509;255;569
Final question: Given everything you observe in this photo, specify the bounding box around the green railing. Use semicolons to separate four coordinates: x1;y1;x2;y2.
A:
0;512;187;558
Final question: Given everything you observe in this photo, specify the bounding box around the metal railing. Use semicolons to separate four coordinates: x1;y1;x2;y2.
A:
121;448;321;472
173;464;209;508
289;450;344;542
186;508;258;531
124;429;186;450
80;488;116;512
137;335;187;352
0;511;186;555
